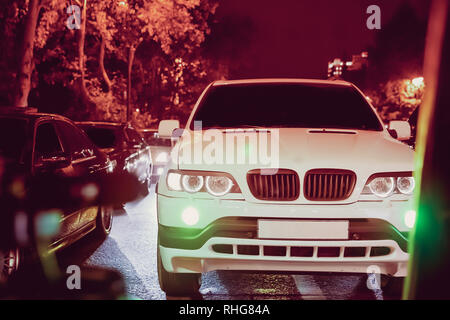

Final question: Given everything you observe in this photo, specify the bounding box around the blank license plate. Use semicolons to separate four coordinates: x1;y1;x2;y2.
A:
258;220;349;240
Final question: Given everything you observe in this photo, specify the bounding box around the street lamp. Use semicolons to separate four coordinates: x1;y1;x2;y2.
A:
412;77;425;88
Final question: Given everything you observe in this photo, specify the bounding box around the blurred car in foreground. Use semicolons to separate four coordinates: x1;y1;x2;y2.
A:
140;125;176;184
77;122;152;193
0;108;114;282
156;79;415;296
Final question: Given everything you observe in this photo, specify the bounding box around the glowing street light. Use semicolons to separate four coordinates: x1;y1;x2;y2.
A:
412;77;425;88
117;0;128;10
404;77;425;100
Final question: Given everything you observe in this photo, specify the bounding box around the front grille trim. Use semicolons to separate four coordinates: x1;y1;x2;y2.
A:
247;169;300;201
304;169;357;201
211;244;394;259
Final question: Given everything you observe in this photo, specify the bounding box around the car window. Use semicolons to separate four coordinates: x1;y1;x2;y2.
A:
192;83;384;131
34;122;63;161
55;121;94;160
80;126;118;149
0;117;28;162
126;128;145;146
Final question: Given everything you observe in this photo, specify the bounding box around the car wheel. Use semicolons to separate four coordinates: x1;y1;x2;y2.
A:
95;205;113;239
381;275;405;296
157;248;201;297
0;248;20;284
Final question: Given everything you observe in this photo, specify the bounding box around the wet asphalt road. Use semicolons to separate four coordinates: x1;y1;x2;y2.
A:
57;186;401;300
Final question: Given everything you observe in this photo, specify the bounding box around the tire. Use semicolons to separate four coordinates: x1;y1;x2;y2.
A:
0;248;21;284
95;205;113;239
157;248;201;297
381;275;405;296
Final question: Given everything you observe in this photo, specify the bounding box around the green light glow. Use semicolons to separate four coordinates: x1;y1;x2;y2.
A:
36;210;62;237
404;210;417;229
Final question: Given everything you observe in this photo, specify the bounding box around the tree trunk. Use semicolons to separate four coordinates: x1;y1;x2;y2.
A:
13;0;40;107
99;36;112;92
127;45;136;122
78;0;90;102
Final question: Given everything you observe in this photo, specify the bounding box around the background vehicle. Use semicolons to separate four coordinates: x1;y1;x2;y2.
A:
0;109;114;281
156;79;415;296
140;125;176;184
77;122;152;193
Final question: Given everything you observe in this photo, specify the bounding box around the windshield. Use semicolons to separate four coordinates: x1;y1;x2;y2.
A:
0;117;28;161
80;126;118;149
191;83;383;131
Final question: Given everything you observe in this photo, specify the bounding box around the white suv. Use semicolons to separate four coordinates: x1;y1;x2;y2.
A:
156;79;415;296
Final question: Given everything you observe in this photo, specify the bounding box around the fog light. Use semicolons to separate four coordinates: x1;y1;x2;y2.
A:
181;207;199;226
404;210;416;228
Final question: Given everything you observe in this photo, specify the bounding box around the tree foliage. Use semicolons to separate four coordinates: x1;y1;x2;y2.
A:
1;0;223;128
365;3;427;122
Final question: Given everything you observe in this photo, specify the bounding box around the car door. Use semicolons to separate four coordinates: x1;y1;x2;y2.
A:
32;120;80;242
54;120;108;227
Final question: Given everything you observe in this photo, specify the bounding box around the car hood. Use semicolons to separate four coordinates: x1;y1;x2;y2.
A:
173;128;415;203
176;128;414;170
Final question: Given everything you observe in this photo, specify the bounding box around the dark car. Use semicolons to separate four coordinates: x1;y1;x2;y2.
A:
139;128;173;183
0;109;114;281
76;122;152;192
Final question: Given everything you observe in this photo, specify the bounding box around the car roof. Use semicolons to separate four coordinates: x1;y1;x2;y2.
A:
76;121;125;128
211;78;354;87
0;108;71;122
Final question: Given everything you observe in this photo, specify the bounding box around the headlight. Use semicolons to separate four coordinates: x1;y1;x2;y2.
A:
181;175;204;193
363;173;414;198
369;177;395;198
397;177;415;195
106;159;116;173
205;176;233;196
167;172;182;191
166;170;240;196
156;152;168;163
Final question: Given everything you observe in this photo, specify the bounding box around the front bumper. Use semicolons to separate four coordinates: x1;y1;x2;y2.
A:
160;238;408;277
157;194;412;277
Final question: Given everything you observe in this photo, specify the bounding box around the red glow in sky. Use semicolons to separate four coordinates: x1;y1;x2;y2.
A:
216;0;430;79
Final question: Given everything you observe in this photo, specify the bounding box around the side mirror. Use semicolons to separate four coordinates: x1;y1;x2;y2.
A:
389;121;412;141
158;120;180;138
40;155;71;169
171;128;185;146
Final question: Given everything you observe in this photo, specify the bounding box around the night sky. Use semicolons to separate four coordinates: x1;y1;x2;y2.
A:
215;0;430;79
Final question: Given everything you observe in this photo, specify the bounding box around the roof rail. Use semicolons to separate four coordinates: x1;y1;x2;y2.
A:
0;106;38;113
